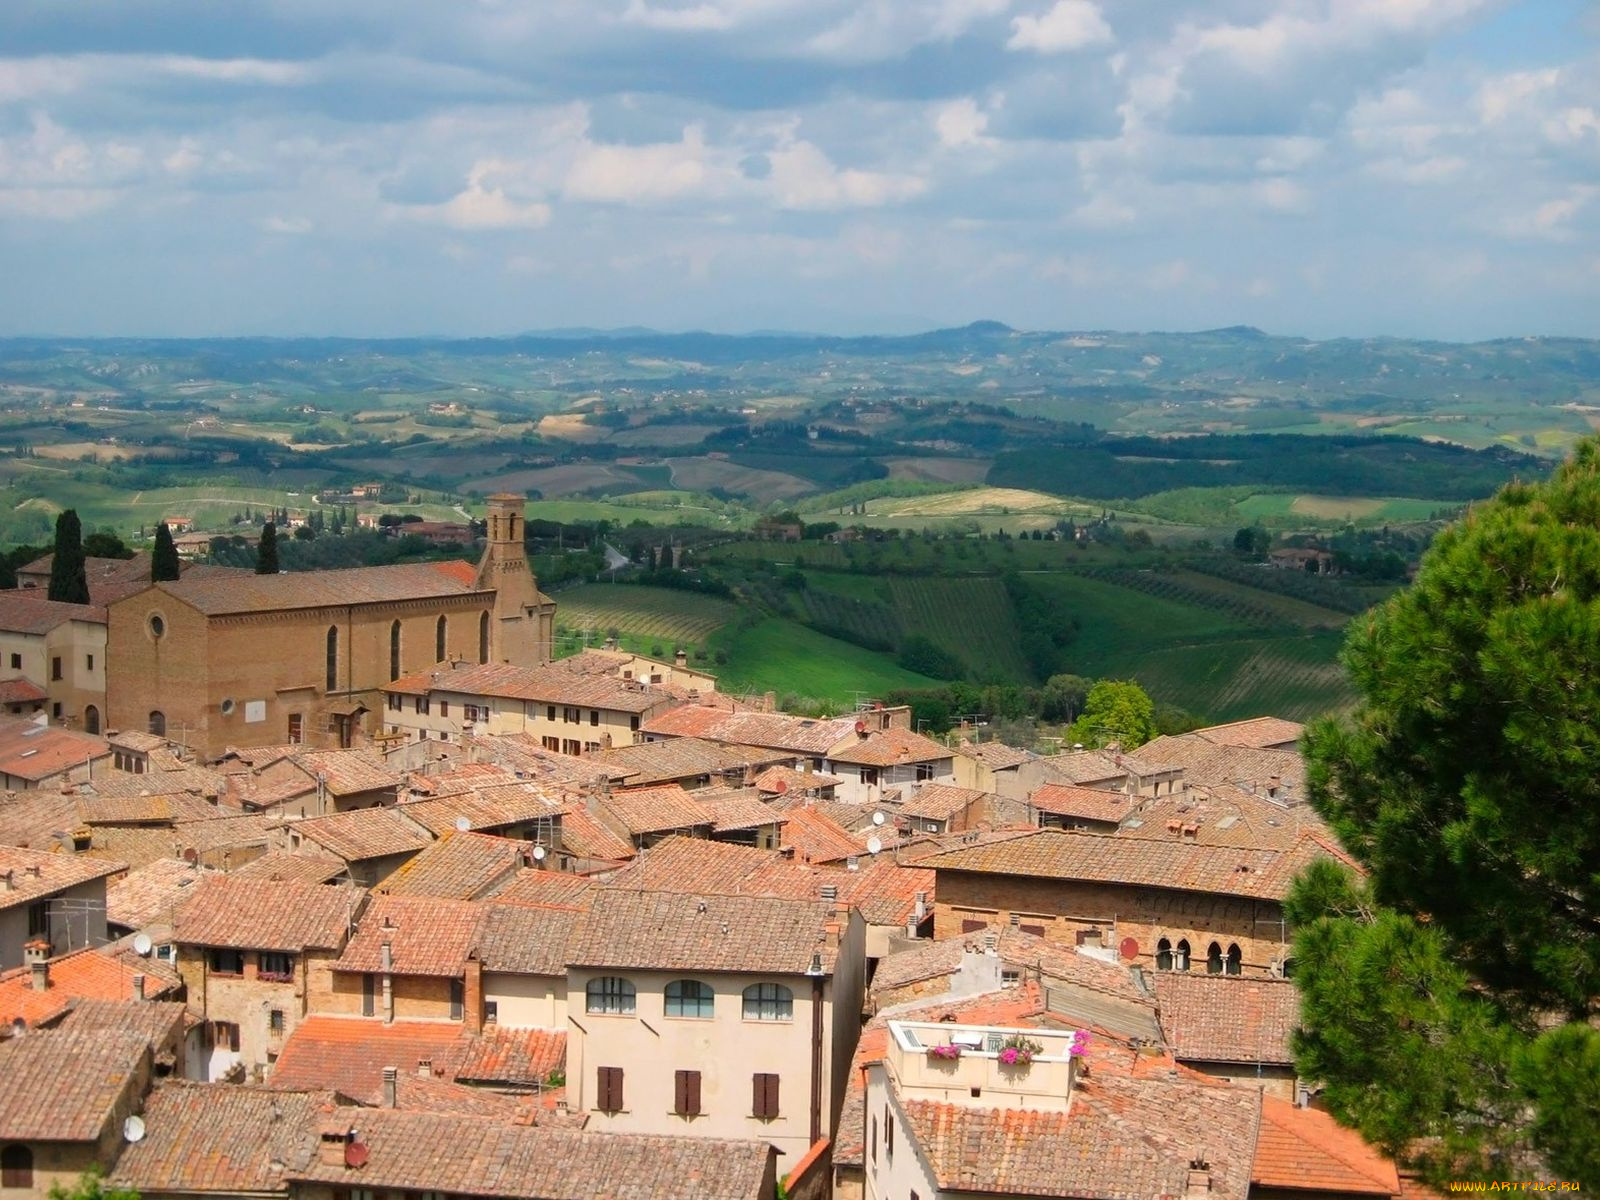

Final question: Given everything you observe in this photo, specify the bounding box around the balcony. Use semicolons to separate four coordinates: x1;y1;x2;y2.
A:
885;1020;1085;1112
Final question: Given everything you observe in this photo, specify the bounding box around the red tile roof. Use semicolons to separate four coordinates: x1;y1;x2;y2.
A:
337;894;483;976
0;678;47;705
289;806;432;862
0;844;124;912
641;706;860;755
106;857;218;928
871;929;1148;1006
1252;1096;1401;1195
1153;972;1300;1067
570;889;840;975
488;867;595;910
554;803;635;865
393;660;683;715
475;903;580;975
828;726;952;767
129;561;490;617
897;782;987;822
598;783;713;835
0;945;180;1028
0;715;111;783
453;1025;566;1087
226;850;348;885
0;591;108;634
1192;716;1305;750
752;765;841;795
779;803;864;864
270;1017;469;1100
376;830;526;900
0;1027;148;1141
1029;782;1137;824
172;876;360;951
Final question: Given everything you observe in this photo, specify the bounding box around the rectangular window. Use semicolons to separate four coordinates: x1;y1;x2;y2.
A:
870;1114;876;1164
915;762;936;781
208;948;246;976
415;696;430;715
859;767;878;786
7;654;18;670
597;1066;624;1113
287;713;303;744
361;974;375;1017
269;1009;285;1034
27;901;47;938
564;706;580;724
542;736;560;752
630;715;640;732
484;1000;499;1024
214;1021;241;1052
674;1069;702;1117
86;653;94;672
590;710;600;726
439;700;449;717
886;1104;894;1159
547;705;556;721
562;739;582;755
258;952;295;982
752;1073;780;1120
450;978;465;1021
52;702;61;719
387;694;401;712
51;656;61;681
583;741;600;753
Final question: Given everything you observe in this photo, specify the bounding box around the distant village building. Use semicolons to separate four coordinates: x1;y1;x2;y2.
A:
0;594;107;731
105;496;556;759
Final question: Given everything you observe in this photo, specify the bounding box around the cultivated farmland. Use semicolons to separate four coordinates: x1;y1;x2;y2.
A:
552;583;738;650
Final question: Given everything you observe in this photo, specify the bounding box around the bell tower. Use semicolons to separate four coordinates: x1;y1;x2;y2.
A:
475;494;555;666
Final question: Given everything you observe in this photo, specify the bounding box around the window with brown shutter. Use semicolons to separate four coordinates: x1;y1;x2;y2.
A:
960;919;987;933
674;1069;702;1117
751;1072;779;1119
886;1104;894;1158
2;1146;34;1189
870;1114;876;1163
597;1066;624;1113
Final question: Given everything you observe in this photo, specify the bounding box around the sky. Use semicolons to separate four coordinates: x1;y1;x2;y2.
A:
0;0;1597;340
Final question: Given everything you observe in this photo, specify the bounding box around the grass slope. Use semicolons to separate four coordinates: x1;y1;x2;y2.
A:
552;583;739;649
709;617;941;703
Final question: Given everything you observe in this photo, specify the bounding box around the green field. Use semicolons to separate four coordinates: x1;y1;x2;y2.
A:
1120;631;1354;722
708;617;941;704
552;583;739;651
1233;493;1450;523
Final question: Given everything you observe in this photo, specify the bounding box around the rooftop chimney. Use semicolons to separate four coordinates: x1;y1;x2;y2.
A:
1;869;13;892
416;1057;432;1078
382;1066;398;1108
1186;1154;1212;1196
132;973;146;1001
820;883;838;902
25;940;49;992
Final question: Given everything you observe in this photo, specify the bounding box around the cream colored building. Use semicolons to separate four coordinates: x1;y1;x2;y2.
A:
564;889;867;1176
0;594;107;733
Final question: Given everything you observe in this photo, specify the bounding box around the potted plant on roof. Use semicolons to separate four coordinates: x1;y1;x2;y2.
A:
926;1042;962;1062
997;1033;1044;1068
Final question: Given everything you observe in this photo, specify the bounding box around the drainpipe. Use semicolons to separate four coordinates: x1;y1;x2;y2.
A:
809;976;824;1145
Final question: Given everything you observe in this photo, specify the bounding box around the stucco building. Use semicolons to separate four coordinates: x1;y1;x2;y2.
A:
0;595;107;732
105;495;555;759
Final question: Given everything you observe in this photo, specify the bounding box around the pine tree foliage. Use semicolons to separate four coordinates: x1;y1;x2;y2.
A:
151;523;181;581
47;509;90;603
256;522;279;575
1297;440;1600;1183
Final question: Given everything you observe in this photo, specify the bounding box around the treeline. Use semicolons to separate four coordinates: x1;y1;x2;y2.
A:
990;434;1542;501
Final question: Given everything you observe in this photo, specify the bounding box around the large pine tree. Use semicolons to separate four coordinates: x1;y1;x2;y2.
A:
47;509;90;603
256;522;280;575
151;522;181;581
1296;439;1600;1183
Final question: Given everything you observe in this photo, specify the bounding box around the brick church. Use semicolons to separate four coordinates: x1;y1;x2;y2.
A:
105;495;555;759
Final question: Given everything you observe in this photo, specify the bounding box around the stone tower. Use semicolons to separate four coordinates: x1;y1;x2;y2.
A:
475;494;556;667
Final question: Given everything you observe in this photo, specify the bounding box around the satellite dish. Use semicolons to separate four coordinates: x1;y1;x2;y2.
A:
1118;936;1140;962
772;779;787;794
454;816;472;832
123;1115;146;1143
871;811;886;827
133;933;153;958
531;845;547;861
181;848;198;864
866;835;883;856
854;719;868;735
344;1141;369;1169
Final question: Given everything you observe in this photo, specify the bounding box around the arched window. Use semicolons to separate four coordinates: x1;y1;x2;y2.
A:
436;615;448;663
665;979;714;1019
1155;937;1173;971
390;620;402;682
148;710;166;737
2;1145;34;1189
325;625;339;692
1206;942;1224;974
478;611;490;664
1174;939;1192;971
742;982;794;1021
586;976;635;1015
1226;944;1243;976
83;705;100;735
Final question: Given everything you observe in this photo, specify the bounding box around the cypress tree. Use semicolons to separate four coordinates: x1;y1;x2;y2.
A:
47;509;90;604
256;522;280;575
151;523;181;582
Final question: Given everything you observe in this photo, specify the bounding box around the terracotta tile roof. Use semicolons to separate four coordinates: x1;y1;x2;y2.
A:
700;787;787;832
227;850;348;885
826;726;951;767
779;803;864;864
897;782;987;822
337;894;484;976
899;1068;1259;1198
1039;748;1158;786
836;984;1052;1168
1252;1096;1401;1195
0;1027;149;1141
607;837;823;901
76;789;226;826
917;827;1343;903
455;733;624;787
954;740;1035;771
284;1108;774;1200
397;792;523;836
1029;782;1138;825
453;1025;566;1086
168;812;278;855
0;844;124;911
393;661;683;714
871;929;1149;1004
290;806;433;862
1122;784;1336;850
890;825;1045;863
106;857;218;928
377;831;526;900
752;765;841;795
0;945;179;1027
471;780;571;822
586;737;787;786
389;1073;526;1118
598;783;713;835
131;561;489;617
488;867;596;910
106;730;168;754
831;857;936;927
53;997;189;1060
0;789;79;852
475;903;580;975
1135;733;1306;792
0;591;107;634
431;558;480;588
554;803;635;865
292;748;400;796
17;552;220;607
570;889;840;975
1154;973;1299;1067
1192;716;1304;750
641;706;860;755
270;1017;470;1099
172;877;360;952
112;1083;334;1194
0;678;47;704
0;715;111;782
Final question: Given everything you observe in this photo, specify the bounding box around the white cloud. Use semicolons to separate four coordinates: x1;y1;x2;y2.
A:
1007;0;1112;54
806;0;1008;62
564;125;734;203
1474;67;1560;124
620;1;738;31
766;136;925;209
933;98;992;148
262;215;313;234
412;162;553;230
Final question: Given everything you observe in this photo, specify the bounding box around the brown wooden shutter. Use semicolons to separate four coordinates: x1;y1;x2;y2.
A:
674;1069;701;1116
752;1072;779;1118
960;919;987;933
886;1103;894;1157
598;1066;624;1113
